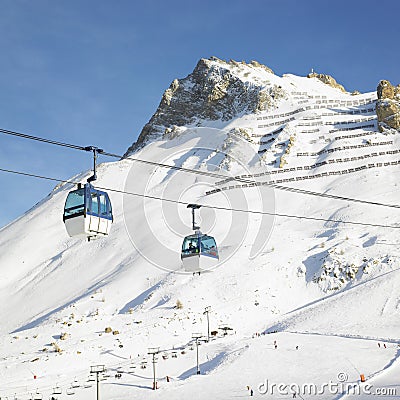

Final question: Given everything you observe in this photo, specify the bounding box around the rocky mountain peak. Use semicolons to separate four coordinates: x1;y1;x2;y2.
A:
123;57;281;157
123;58;397;158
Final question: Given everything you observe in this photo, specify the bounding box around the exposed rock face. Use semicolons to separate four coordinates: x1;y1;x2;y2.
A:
124;57;279;157
307;72;346;92
376;80;400;131
162;79;180;106
377;80;399;99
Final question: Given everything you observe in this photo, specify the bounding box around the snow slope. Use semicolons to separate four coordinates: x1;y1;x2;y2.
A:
0;64;399;399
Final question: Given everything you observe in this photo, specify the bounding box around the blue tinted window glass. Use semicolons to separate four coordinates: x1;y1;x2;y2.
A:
98;194;108;216
182;236;199;254
90;193;99;215
200;236;218;257
64;189;85;217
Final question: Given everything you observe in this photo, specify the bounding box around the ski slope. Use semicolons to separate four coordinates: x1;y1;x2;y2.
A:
0;63;399;399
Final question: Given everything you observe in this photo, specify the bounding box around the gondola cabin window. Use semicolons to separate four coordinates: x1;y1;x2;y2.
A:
64;188;85;218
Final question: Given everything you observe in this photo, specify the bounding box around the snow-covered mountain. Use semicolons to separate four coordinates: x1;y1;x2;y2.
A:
0;57;399;400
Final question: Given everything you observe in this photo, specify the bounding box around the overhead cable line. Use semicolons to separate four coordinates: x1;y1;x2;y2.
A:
0;127;86;151
1;127;399;210
0;166;399;230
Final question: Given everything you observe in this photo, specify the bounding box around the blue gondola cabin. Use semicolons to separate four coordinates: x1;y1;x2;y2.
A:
63;183;113;239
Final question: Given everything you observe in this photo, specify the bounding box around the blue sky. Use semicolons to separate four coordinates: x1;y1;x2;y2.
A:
0;0;399;228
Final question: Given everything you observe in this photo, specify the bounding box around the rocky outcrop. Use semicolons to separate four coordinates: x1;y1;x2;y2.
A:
377;80;400;100
376;80;400;132
124;57;280;157
162;79;180;106
307;72;346;92
249;60;274;74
